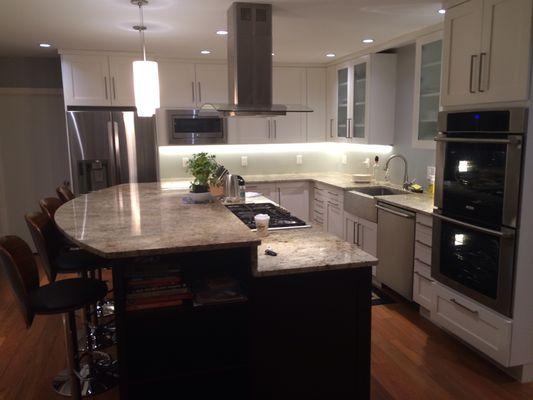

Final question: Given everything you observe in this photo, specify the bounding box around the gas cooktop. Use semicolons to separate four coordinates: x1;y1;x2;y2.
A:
226;203;311;230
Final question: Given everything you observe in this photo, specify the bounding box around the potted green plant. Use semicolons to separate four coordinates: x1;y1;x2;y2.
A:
185;152;219;201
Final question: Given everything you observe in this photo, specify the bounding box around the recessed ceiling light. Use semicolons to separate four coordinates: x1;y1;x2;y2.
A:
326;53;336;58
201;50;211;55
39;43;51;48
216;30;228;35
438;8;446;14
362;38;374;44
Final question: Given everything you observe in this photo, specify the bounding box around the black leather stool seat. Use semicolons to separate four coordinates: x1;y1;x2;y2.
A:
29;278;108;315
55;250;109;273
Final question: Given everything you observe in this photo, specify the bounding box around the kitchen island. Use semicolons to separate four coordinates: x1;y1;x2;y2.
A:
55;183;378;400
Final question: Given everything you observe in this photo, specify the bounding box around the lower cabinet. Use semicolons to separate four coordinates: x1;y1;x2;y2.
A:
432;283;512;366
312;183;344;238
246;181;309;222
413;260;435;311
344;211;377;276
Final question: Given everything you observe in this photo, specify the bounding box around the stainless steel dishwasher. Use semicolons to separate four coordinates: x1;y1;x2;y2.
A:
376;202;415;300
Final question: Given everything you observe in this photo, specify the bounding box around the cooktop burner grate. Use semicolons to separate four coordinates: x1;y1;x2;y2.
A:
226;203;310;230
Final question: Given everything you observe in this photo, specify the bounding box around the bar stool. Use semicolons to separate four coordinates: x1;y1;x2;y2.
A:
25;212;117;381
39;197;115;318
57;183;75;203
0;235;110;399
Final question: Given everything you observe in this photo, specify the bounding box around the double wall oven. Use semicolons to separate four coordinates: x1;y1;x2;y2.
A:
432;109;527;317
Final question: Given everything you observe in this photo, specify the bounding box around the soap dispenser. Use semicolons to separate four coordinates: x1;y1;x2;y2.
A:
372;156;380;184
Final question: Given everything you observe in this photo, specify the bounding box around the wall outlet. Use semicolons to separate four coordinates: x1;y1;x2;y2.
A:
427;166;436;179
296;155;303;165
341;154;347;165
182;157;189;168
241;156;248;167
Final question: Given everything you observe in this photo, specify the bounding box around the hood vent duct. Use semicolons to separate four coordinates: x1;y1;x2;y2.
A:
201;2;312;117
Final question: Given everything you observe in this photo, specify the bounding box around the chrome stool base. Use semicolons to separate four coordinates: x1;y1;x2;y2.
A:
78;323;116;352
52;358;118;397
97;299;115;318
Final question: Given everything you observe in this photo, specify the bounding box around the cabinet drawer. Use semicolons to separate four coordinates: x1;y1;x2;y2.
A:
415;226;432;247
432;283;512;366
416;213;433;229
413;271;435;312
313;197;326;211
415;240;432;265
414;258;431;278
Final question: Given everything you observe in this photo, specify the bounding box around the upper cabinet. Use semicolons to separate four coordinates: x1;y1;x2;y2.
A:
328;53;397;145
441;0;533;106
306;68;327;142
61;54;136;106
412;32;443;149
158;61;228;108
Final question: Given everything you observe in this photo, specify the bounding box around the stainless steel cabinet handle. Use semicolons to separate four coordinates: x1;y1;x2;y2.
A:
104;77;108;99
329;118;334;138
435;136;521;145
112;77;116;100
433;213;514;238
414;271;434;282
347;118;352;138
450;298;479;315
478;52;486;92
415;239;431;249
273;120;277;139
356;222;360;246
375;204;414;219
198;82;202;102
416;221;432;229
314;198;324;203
469;54;477;94
267;120;271;139
191;82;195;103
328;201;340;209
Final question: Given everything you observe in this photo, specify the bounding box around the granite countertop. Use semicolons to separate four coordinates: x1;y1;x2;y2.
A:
255;227;377;277
375;193;435;215
55;183;261;259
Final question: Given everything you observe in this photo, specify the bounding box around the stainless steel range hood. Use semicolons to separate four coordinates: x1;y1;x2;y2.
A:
201;2;312;117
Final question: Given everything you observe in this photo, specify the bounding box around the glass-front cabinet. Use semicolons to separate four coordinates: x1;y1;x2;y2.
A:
329;54;396;145
413;31;443;149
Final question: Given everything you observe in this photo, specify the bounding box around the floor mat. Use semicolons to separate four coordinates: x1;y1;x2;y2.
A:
372;286;395;306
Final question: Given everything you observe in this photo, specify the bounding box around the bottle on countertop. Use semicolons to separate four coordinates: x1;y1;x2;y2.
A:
236;175;246;202
372;156;380;184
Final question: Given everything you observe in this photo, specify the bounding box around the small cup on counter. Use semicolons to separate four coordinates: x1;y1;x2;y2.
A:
254;214;270;237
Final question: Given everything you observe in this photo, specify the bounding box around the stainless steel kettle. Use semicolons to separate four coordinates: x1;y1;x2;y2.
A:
223;173;240;199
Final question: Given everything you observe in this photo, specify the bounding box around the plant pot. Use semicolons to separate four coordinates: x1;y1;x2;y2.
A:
191;184;209;193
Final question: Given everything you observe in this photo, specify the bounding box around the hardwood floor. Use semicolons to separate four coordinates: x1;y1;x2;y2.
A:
0;271;532;399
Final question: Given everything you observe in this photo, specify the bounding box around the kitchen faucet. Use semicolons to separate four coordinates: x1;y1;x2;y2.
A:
384;154;409;189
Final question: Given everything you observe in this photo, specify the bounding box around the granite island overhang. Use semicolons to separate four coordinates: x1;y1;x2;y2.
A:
54;183;378;399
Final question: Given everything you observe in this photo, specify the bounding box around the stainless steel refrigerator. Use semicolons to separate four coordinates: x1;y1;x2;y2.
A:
66;109;157;194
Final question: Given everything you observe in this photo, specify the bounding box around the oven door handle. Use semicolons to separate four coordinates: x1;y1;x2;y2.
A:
433;214;514;238
434;136;521;145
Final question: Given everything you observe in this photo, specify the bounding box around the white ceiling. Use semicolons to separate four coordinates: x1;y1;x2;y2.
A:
0;0;444;63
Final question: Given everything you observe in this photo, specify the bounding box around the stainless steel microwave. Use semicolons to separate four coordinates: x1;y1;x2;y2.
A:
167;109;227;145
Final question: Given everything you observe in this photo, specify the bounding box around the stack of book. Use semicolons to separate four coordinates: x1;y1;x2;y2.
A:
193;274;247;307
126;269;192;311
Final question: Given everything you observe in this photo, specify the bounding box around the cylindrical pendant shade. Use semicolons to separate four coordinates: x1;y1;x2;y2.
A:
133;60;160;117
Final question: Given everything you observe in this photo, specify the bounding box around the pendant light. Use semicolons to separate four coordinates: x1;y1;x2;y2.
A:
131;0;160;117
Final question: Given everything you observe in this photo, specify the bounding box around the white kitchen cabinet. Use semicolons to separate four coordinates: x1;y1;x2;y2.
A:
441;0;532;106
108;55;137;107
194;64;228;105
412;32;443;149
327;202;344;239
61;54;112;106
329;54;397;145
413;260;435;312
312;184;344;238
344;212;378;276
326;65;337;141
306;68;327;142
277;182;310;222
432;283;512;366
227;117;270;144
157;61;196;108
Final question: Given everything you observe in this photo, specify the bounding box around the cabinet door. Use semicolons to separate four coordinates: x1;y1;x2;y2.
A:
195;64;228;105
351;61;368;141
479;0;532;103
336;66;350;139
413;32;443;149
327;202;344;239
441;0;483;106
344;213;358;244
61;54;110;106
158;61;196;108
246;183;279;203
278;182;310;222
326;65;337;141
272;67;306;143
306;68;327;142
358;218;377;257
227;117;270;144
108;55;137;107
